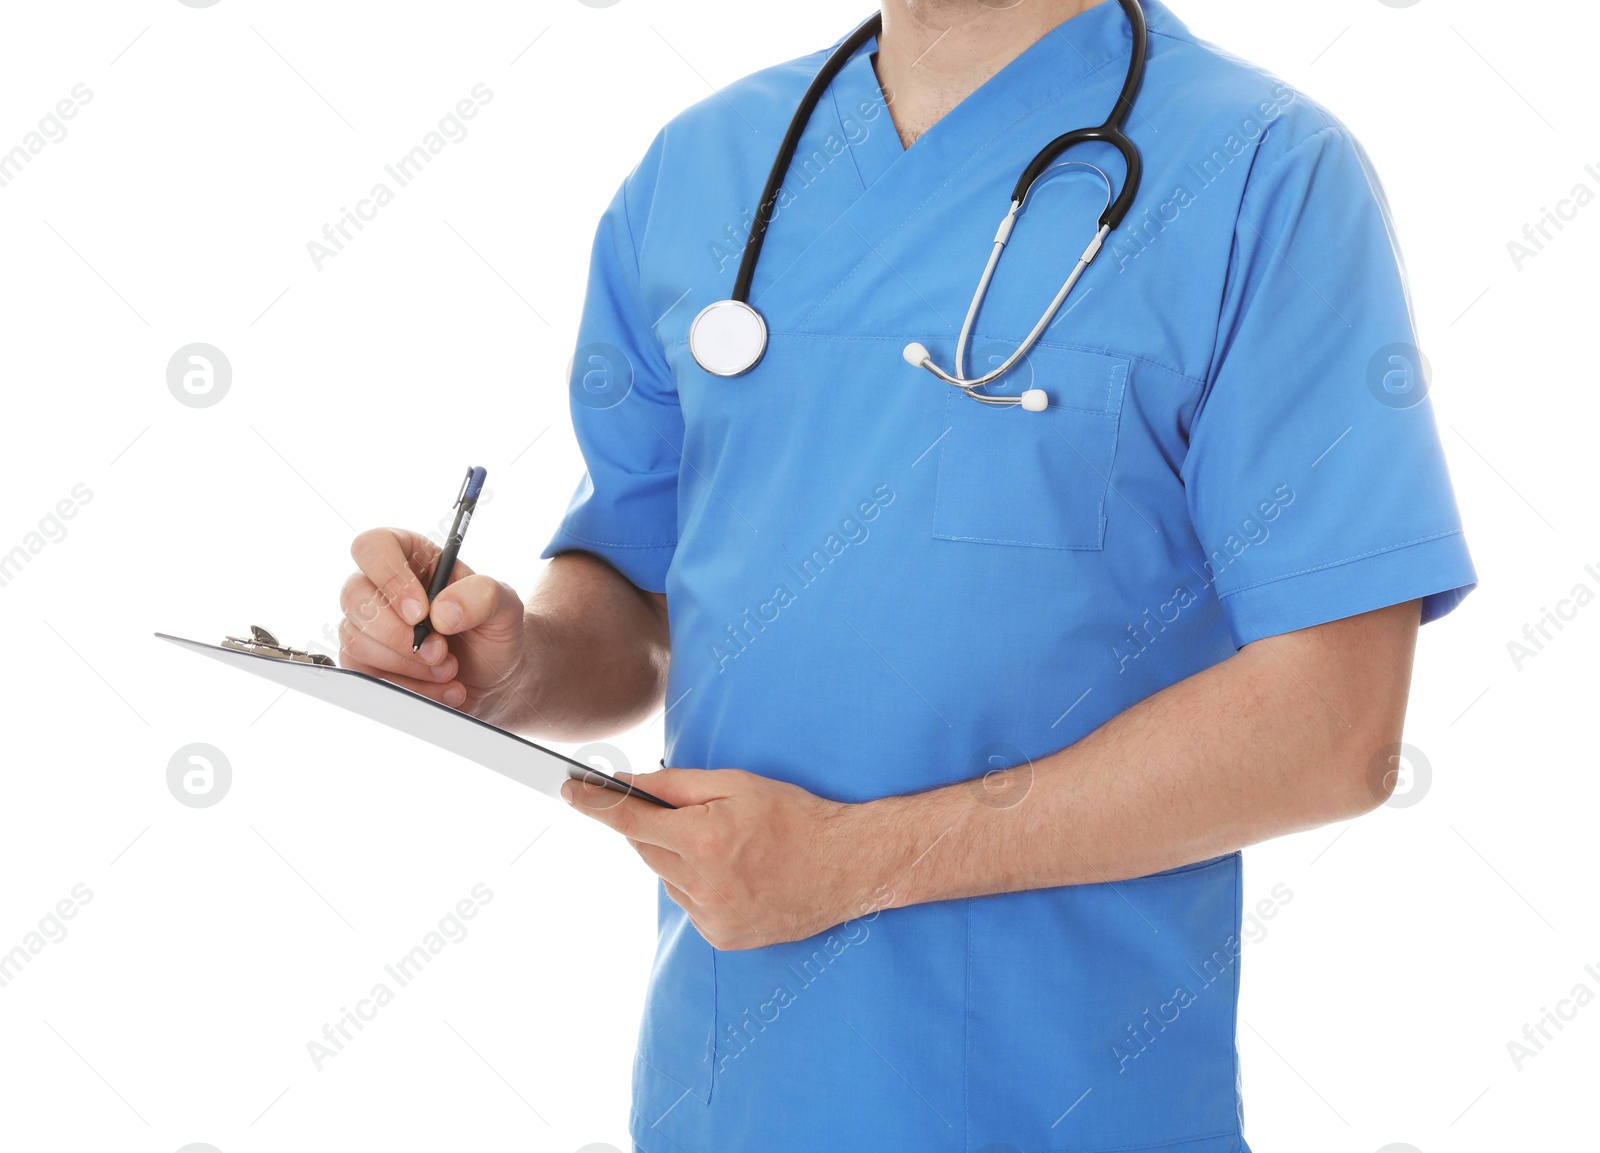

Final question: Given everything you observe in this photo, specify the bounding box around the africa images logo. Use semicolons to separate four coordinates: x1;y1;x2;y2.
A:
167;343;232;408
569;343;634;410
1366;343;1430;410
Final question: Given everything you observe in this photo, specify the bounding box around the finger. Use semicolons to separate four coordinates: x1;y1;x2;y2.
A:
338;618;457;683
628;838;691;889
350;528;468;628
337;651;466;707
661;879;697;914
428;572;514;637
340;573;451;665
338;572;392;632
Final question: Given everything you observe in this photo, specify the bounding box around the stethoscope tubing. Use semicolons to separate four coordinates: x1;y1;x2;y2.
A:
938;223;1110;394
698;0;1149;399
730;13;885;306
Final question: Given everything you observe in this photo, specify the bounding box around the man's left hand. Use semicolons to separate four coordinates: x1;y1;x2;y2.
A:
560;768;875;950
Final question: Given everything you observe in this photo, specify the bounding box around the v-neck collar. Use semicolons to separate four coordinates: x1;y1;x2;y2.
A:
752;2;1164;316
756;1;1187;324
822;0;1177;194
827;46;901;192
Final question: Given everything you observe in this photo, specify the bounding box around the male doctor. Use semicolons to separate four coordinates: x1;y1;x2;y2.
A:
339;0;1476;1149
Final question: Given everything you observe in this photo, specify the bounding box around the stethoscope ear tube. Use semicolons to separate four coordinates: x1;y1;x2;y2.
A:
730;13;885;306
695;0;1148;395
1007;0;1147;230
694;13;883;378
1010;128;1143;231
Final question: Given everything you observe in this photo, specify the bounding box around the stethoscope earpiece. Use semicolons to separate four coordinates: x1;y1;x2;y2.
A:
905;339;1051;414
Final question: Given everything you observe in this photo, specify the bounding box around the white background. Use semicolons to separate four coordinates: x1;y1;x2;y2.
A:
0;0;1595;1151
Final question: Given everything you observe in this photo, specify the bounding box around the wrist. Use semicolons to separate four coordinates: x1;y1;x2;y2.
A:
835;789;944;919
473;612;542;730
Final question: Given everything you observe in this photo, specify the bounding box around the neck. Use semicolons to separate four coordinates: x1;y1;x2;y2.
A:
875;0;1108;147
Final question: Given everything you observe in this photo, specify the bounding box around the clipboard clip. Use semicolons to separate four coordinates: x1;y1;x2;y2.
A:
221;625;335;666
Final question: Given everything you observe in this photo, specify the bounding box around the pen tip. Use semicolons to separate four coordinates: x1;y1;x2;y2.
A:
412;643;421;653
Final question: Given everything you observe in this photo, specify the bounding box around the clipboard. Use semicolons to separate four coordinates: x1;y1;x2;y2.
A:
155;630;673;809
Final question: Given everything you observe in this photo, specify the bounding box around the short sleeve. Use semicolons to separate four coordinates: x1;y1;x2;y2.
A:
540;134;682;593
1182;124;1476;648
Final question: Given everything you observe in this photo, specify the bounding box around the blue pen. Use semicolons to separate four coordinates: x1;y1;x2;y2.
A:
413;466;487;653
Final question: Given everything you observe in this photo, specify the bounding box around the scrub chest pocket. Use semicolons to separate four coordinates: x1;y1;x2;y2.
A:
933;345;1129;550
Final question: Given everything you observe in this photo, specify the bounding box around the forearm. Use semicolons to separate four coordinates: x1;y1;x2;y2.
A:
478;552;670;742
858;600;1421;910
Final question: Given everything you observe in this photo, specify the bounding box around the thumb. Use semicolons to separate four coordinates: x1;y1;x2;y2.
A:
627;767;739;806
429;572;517;635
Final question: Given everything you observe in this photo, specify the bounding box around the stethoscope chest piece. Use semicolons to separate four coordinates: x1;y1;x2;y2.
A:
689;298;769;377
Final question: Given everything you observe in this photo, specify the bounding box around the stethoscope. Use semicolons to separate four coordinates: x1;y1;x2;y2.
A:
688;0;1148;413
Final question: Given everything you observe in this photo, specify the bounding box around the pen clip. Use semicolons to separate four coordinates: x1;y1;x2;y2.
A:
455;465;488;508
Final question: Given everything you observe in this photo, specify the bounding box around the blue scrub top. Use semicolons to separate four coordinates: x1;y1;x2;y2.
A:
545;2;1476;1150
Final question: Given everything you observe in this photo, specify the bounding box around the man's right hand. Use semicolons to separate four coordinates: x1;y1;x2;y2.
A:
340;527;527;711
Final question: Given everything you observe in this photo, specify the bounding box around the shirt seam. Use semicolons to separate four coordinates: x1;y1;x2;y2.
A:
1235;124;1344;224
1193;123;1344;417
620;137;657;300
657;331;1207;390
1060;1127;1243;1153
1215;528;1464;598
620;130;683;387
552;529;678;551
828;48;874;196
628;1106;692;1153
